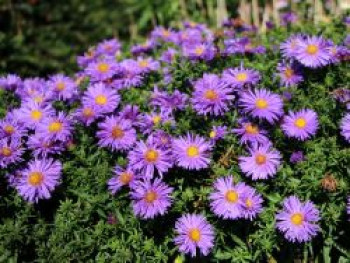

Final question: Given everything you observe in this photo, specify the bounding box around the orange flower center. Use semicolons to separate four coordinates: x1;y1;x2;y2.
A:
111;126;124;139
4;125;15;135
245;124;258;134
82;108;94;118
284;68;294;79
1;147;12;157
195;47;204;55
56;82;66;91
290;213;304;225
144;191;158;203
306;44;318;55
255;98;268;109
95;95;107;105
225;190;239;203
97;63;110;73
162;30;170;37
294;118;306;128
139;60;149;68
255;154;267;165
186;146;199;157
144;149;159;163
48;121;62;133
28;172;43;186
119;172;132;184
245;198;253;208
188;228;201;242
204;89;218;101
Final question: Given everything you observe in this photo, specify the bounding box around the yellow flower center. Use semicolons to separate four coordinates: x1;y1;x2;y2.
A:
31;110;43;121
188;228;201;242
95;95;107;105
284;68;294;79
48;121;62;133
245;198;253;208
294;118;307;128
306;44;319;55
97;63;110;73
119;172;132;184
111;126;124;139
255;154;267;165
204;89;218;101
1;147;12;157
139;60;149;68
82;108;94;118
4;125;15;135
195;47;204;55
28;172;43;186
56;82;66;91
236;73;248;82
162;29;170;37
245;124;258;134
34;96;43;103
255;98;268;109
209;130;216;138
152;115;162;125
144;149;159;163
290;212;304;226
225;190;239;203
144;191;158;203
186;146;199;157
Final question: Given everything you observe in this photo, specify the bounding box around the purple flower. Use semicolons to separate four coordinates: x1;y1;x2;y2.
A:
340;114;350;142
174;214;214;257
118;104;140;123
280;12;298;26
73;105;102;126
290;151;305;164
160;48;177;64
36;112;73;142
108;166;138;195
16;101;55;129
150;88;188;111
209;176;247;219
280;34;305;59
182;43;216;61
239;89;284;124
82;83;120;114
241;187;264;220
191;73;234;116
96;38;121;56
96;116;137;151
281;109;319;140
0;74;22;91
128;138;172;178
16;158;62;203
151;27;178;43
136;57;160;73
276;196;320;243
276;61;303;87
27;134;64;158
130;178;173;219
47;74;78;101
209;125;227;141
85;60;120;82
294;36;333;68
239;143;281;180
112;59;144;90
137;110;175;134
131;39;156;56
172;133;212;170
0;138;23;168
149;130;173;150
222;66;261;90
0;118;26;139
232;119;269;145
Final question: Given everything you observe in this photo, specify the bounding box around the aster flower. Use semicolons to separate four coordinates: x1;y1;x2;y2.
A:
172;133;212;170
96;116;137;151
16;158;62;203
280;34;305;59
191;73;234;116
0;74;22;91
112;59;144;90
149;130;173;150
27;134;64;158
96;38;121;56
85;60;120;82
131;39;156;56
290;151;305;164
182;43;216;61
340;114;350;142
209;176;248;219
47;74;78;101
150;88;188;111
281;109;319;140
0;118;26;139
16;102;55;129
128;138;172;178
209;125;227;141
0;138;23;168
151;26;178;43
222;66;261;90
136;57;160;73
130;178;173;219
280;12;298;26
73;105;102;126
239;89;284;124
108;166;138;195
239;143;282;180
276;196;320;243
241;187;264;220
174;214;214;257
138;110;175;134
160;47;177;64
294;36;333;68
118;104;140;123
36;112;73;142
276;61;303;87
82;83;120;114
232;119;269;145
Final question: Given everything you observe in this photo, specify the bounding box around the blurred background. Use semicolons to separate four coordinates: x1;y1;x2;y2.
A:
0;0;348;77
